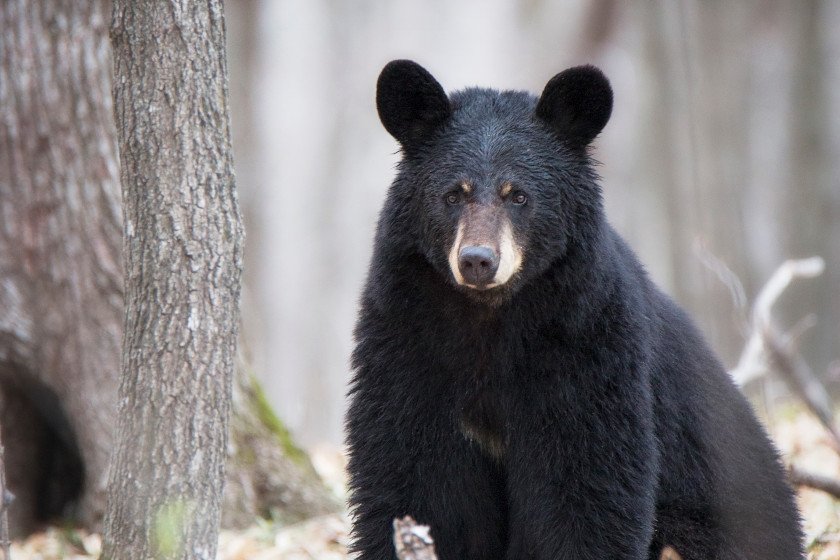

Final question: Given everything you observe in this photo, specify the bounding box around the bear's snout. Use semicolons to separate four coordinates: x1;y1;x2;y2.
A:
447;210;523;291
458;245;499;288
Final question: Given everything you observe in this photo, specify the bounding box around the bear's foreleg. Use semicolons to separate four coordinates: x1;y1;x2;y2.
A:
503;381;658;560
347;393;509;559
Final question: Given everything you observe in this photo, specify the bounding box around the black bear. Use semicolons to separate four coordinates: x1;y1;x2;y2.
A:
346;59;804;560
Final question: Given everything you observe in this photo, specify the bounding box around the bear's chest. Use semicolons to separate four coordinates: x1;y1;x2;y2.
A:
458;389;508;460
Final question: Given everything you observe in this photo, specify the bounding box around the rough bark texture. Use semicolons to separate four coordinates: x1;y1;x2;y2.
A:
0;0;122;534
0;0;337;540
0;425;11;559
101;2;244;559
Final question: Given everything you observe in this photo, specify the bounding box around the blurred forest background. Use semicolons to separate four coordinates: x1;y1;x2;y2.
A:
223;0;839;447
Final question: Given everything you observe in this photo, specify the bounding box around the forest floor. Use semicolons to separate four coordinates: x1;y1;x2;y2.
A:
7;406;840;559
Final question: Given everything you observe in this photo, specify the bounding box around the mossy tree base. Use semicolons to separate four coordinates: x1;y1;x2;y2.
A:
223;363;341;529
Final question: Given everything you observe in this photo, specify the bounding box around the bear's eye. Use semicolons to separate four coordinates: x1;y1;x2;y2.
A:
511;192;528;205
445;192;461;205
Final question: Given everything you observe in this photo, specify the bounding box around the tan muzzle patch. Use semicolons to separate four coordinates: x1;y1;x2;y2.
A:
447;206;522;289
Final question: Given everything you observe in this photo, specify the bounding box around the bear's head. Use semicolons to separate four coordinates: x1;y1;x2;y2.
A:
376;60;612;305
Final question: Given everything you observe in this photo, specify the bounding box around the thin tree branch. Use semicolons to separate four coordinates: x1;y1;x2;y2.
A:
693;238;749;333
751;258;824;330
730;257;825;386
788;466;840;500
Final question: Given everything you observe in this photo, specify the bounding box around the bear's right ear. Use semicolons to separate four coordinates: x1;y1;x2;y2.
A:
376;60;452;149
535;65;613;150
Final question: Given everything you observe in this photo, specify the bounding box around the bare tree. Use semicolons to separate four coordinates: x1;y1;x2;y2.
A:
99;1;244;559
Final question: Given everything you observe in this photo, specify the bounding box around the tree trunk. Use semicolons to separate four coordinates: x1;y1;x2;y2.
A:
0;0;122;534
101;2;244;559
0;0;338;540
0;422;12;559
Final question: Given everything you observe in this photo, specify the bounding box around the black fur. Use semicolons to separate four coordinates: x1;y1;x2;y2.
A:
347;60;804;560
377;59;452;149
536;65;613;149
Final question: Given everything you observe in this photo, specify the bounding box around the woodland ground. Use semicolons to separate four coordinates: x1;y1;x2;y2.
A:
8;407;840;560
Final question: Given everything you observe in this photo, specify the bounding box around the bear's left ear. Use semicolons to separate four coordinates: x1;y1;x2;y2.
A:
376;60;452;149
535;65;613;149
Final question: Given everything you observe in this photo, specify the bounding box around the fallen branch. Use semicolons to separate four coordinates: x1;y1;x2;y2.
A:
763;326;840;452
728;257;840;451
708;255;840;499
730;257;824;385
393;516;437;560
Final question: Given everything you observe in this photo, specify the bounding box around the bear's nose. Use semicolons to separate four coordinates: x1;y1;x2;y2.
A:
458;246;499;288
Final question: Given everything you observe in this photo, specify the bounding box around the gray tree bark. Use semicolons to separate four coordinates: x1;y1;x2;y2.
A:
0;0;337;539
101;2;245;559
0;424;12;559
0;0;121;534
